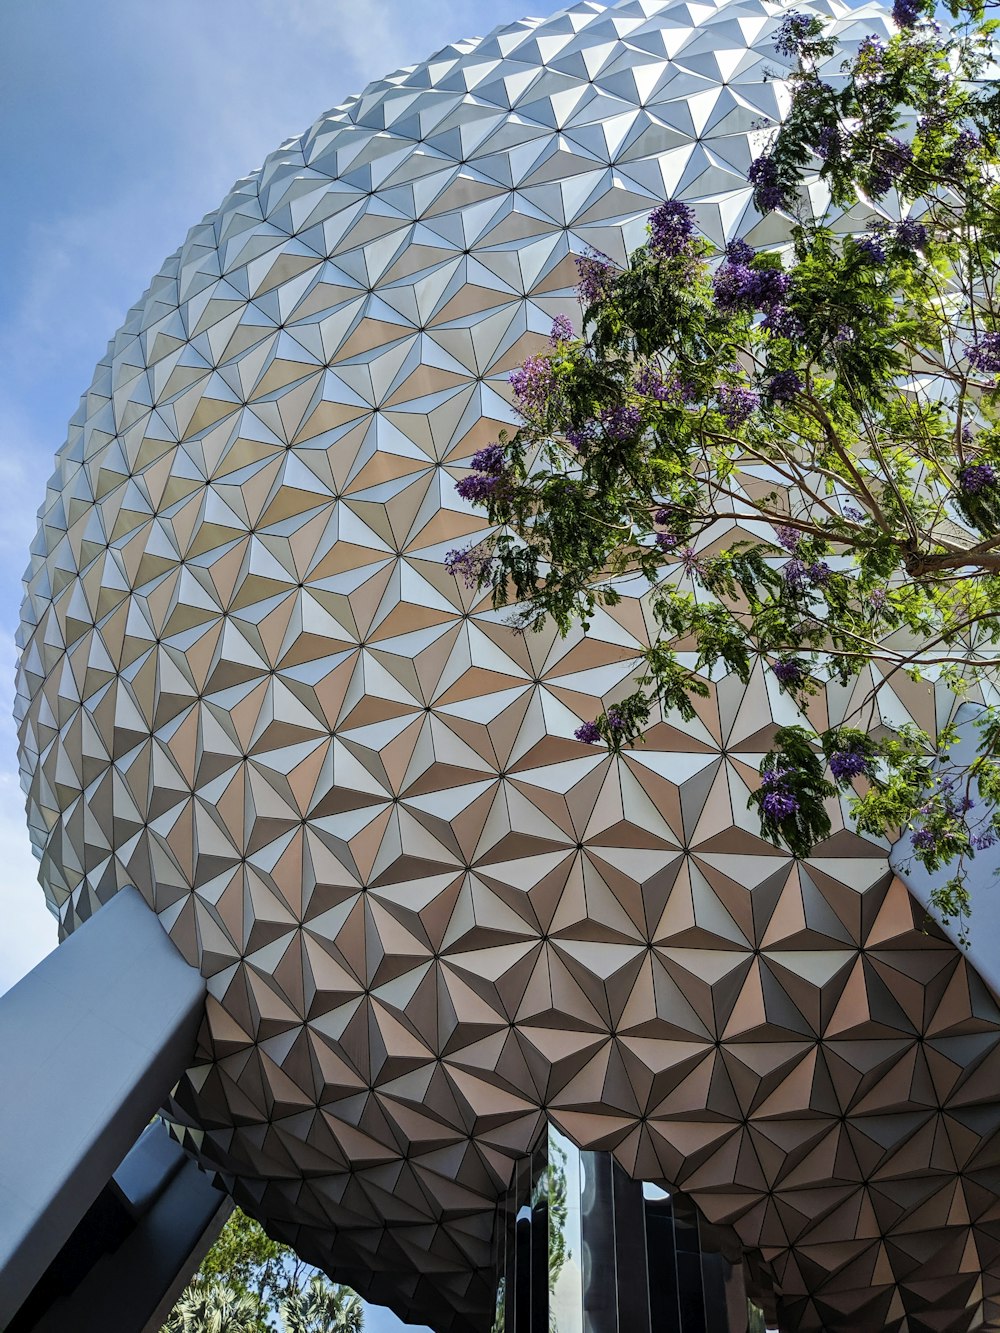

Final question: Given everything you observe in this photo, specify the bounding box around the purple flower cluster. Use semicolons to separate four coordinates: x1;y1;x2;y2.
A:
550;314;574;345
573;707;635;746
923;775;975;819
653;509;688;551
455;473;502;503
784;558;831;593
469;442;505;474
958;463;996;494
775;525;801;551
856;35;886;74
655;506;681;548
974;829;998;851
896;218;927;250
635;365;695;402
712;264;753;313
946;128;981;177
868;138;913;197
967;333;1000;375
816;125;841;161
601;404;642;443
918;107;948;136
760;768;800;819
455;443;507;504
509;354;555;413
773;12;813;56
576;251;616;305
650;197;698;259
713;257;791;315
565;422;596;451
772;658;807;688
857;234;887;264
789;559;810;591
635;366;665;399
767;369;803;403
726;238;754;265
648;199;697;258
716;384;758;427
444;546;494;589
843;505;865;522
762;306;804;339
834;325;855;347
606;706;627;734
762;790;799;818
829;748;870;781
911;827;938;851
748;155;787;213
677;546;703;576
892;0;921;27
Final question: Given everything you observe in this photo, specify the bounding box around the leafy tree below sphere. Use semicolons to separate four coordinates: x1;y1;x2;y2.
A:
161;1207;363;1333
447;0;1000;941
281;1275;363;1333
195;1207;287;1314
164;1282;264;1333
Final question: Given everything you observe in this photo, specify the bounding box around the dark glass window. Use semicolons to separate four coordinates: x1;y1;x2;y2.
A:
493;1132;758;1333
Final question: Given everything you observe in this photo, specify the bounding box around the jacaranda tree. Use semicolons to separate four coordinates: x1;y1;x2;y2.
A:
447;0;1000;937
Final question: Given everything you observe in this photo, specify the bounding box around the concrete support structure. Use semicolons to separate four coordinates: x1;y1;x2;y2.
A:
14;1122;232;1333
0;887;208;1328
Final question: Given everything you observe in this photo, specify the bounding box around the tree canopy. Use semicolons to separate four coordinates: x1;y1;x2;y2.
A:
448;0;1000;938
162;1209;363;1333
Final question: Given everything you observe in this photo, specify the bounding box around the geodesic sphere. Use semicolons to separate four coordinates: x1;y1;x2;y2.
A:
21;2;1000;1331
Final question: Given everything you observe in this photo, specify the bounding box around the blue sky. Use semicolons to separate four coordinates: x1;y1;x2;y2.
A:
0;2;537;1326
